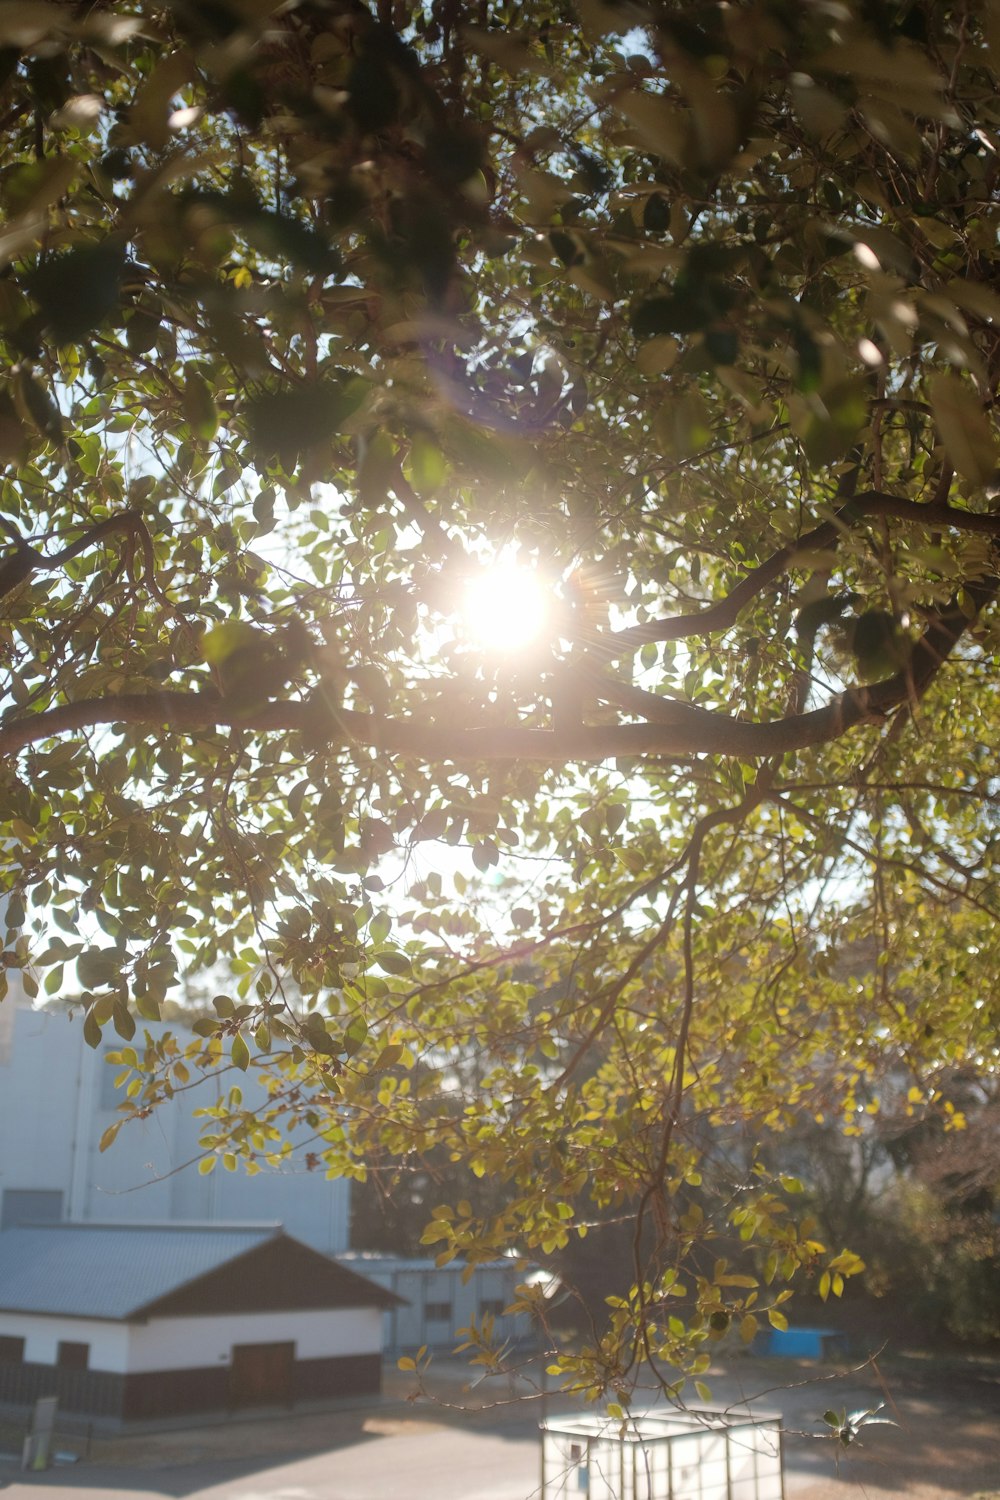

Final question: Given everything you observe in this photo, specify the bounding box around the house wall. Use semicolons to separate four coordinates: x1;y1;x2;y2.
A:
129;1307;383;1370
0;1307;384;1422
0;1311;130;1372
0;1006;350;1252
0;1305;381;1377
0;1313;130;1419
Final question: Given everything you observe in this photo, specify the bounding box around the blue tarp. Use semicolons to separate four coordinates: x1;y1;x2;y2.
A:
765;1327;849;1359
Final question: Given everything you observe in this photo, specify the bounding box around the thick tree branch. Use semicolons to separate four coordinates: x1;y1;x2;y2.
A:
0;571;990;763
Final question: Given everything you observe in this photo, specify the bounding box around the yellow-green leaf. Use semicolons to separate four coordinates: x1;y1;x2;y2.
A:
928;373;998;485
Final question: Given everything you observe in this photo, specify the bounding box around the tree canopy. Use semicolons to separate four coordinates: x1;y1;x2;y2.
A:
2;0;1000;1404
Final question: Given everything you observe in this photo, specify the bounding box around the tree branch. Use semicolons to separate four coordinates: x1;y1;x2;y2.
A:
0;569;990;764
604;492;1000;654
0;511;169;605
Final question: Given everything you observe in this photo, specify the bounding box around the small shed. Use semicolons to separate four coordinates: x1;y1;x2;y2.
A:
0;1222;401;1424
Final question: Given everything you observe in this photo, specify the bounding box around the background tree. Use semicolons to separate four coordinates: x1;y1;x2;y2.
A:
1;0;999;1403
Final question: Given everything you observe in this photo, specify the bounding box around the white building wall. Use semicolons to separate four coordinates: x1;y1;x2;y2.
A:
0;1312;129;1373
128;1307;382;1371
0;1009;80;1203
0;1006;350;1252
0;1306;381;1376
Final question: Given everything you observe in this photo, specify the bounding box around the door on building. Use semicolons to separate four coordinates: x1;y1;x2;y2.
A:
229;1342;295;1407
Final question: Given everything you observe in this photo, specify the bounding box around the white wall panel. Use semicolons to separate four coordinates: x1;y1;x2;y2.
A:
128;1306;382;1372
0;1306;382;1377
0;1007;351;1253
0;1312;129;1373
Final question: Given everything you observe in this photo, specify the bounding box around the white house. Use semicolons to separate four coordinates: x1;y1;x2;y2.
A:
0;1003;350;1252
0;1222;399;1423
0;1002;546;1356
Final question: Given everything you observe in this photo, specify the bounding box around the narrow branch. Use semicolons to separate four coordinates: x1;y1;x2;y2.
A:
0;512;152;603
0;509;193;647
46;513;152;570
604;491;1000;654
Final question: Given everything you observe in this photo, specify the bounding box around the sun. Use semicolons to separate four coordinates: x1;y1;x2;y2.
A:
461;560;549;653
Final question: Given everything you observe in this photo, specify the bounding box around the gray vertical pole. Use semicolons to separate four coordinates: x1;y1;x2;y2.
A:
539;1423;546;1500
724;1427;732;1500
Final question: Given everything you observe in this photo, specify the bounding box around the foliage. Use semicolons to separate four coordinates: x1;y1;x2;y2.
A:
1;0;1000;1404
751;1073;1000;1347
880;1181;1000;1344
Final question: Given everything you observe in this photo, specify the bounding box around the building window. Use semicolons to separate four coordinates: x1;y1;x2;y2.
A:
479;1299;506;1318
100;1049;125;1110
0;1188;62;1230
424;1302;451;1322
56;1342;89;1370
0;1336;25;1363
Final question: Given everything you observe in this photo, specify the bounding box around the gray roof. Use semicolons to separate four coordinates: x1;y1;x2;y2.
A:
339;1253;515;1273
0;1222;280;1320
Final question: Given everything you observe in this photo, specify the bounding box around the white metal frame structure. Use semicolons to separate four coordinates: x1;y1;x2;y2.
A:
540;1408;784;1500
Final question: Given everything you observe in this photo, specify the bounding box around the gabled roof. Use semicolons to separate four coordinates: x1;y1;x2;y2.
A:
0;1223;402;1321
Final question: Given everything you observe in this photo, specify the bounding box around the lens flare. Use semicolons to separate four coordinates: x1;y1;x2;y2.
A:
462;562;548;652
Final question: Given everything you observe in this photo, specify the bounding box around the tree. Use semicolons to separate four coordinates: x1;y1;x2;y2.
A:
1;0;999;1404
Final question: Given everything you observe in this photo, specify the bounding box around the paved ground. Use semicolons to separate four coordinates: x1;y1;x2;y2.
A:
0;1354;996;1500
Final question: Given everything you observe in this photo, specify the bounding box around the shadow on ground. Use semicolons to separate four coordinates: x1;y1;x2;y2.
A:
0;1352;996;1500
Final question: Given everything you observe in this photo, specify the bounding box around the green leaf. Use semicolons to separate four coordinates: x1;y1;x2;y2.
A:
373;1043;404;1071
83;1010;102;1050
406;435;448;495
247;378;369;467
802;380;868;466
369;909;392;945
183;372;219;441
112;1003;136;1041
342;1014;369;1057
472;840;498;873
25;242;125;345
928;373;998;485
231;1031;250;1072
415;808;449;840
201;622;263;666
135;990;161;1022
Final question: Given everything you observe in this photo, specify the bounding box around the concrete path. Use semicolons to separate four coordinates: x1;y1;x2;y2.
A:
2;1425;541;1500
0;1355;995;1500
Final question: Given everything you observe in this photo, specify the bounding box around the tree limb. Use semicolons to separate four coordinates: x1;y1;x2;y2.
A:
604;492;1000;654
0;570;990;763
0;511;165;603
